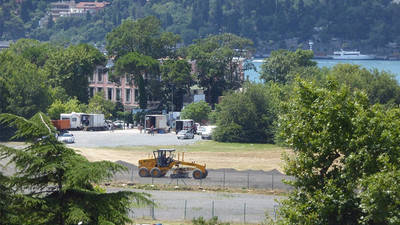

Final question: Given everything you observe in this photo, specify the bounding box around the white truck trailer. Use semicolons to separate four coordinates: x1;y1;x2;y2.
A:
60;113;107;131
145;114;169;133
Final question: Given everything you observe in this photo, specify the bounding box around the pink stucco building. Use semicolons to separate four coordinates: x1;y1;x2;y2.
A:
88;65;145;112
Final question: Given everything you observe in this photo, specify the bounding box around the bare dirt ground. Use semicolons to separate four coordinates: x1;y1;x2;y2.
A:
73;147;288;173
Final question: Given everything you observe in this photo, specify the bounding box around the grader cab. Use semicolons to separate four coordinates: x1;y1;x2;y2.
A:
138;149;208;179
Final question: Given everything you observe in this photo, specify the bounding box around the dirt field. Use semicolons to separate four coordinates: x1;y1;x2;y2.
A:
73;147;288;173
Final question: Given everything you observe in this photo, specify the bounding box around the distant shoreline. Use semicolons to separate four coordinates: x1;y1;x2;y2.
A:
252;55;400;61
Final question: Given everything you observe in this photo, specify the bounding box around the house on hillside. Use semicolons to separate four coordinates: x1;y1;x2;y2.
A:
75;2;110;14
49;0;109;20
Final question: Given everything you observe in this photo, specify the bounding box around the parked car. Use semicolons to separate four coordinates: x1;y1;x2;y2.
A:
196;126;206;135
58;132;75;143
201;126;216;140
177;129;195;139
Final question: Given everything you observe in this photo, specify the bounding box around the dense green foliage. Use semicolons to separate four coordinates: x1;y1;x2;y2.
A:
0;49;51;118
3;0;399;52
328;63;400;105
0;39;117;139
276;78;400;224
180;100;212;123
192;216;230;225
0;112;152;224
213;83;278;143
160;59;193;111
45;43;106;103
113;52;160;109
186;33;253;107
260;49;317;84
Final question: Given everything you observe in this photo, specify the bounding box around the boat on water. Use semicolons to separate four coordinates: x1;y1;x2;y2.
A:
332;49;375;60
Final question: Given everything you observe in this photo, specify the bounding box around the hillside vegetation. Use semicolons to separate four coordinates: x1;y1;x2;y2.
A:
1;0;400;52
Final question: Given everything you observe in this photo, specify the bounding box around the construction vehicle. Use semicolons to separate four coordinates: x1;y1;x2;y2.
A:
138;149;208;179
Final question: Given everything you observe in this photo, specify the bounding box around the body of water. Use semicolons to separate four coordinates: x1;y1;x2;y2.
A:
245;59;400;83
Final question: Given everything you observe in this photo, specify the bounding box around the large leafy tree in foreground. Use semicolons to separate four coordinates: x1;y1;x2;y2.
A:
277;77;400;224
0;112;151;225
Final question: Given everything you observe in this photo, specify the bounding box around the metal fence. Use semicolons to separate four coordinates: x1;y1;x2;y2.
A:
113;162;294;191
129;198;281;224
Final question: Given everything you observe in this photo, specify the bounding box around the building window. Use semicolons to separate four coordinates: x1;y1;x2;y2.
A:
89;73;94;82
107;88;113;100
116;88;121;101
134;89;139;102
97;87;103;93
88;87;94;98
126;89;131;103
97;69;103;83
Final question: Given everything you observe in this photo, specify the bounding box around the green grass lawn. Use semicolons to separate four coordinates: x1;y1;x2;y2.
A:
103;140;284;153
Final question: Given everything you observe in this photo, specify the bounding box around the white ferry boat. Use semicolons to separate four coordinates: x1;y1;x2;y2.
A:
332;49;375;60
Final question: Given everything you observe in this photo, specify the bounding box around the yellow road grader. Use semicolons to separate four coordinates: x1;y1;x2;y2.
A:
138;149;208;179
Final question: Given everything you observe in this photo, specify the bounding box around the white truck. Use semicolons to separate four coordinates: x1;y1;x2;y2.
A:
145;115;169;133
60;113;107;131
175;119;194;134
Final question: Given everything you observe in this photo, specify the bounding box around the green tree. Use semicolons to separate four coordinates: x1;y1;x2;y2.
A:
0;112;152;224
47;98;87;120
330;64;400;105
359;163;400;225
0;50;51;118
0;172;14;224
45;43;106;103
187;33;253;107
180;100;211;123
113;52;160;109
105;16;181;59
213;83;277;143
87;91;115;119
161;59;193;111
260;49;317;84
9;39;53;67
277;77;400;224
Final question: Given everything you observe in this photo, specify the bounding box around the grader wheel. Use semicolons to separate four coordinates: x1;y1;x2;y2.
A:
192;169;204;179
150;167;162;177
203;169;208;178
138;168;150;177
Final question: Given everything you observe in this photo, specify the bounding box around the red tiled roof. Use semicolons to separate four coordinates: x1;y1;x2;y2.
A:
75;2;109;8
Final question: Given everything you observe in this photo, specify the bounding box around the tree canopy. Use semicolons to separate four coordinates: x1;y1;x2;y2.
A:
260;49;317;84
276;77;400;224
44;43;106;104
106;16;181;59
186;33;253;107
161;59;194;111
213;83;278;143
180;100;212;124
3;0;400;53
113;52;160;109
